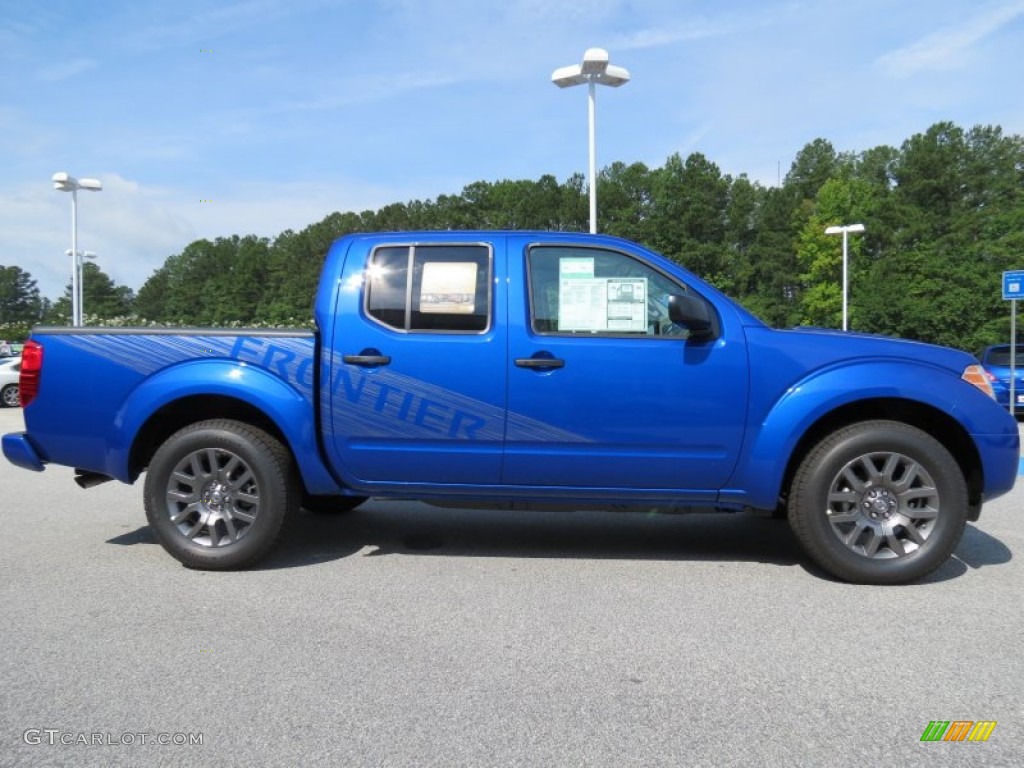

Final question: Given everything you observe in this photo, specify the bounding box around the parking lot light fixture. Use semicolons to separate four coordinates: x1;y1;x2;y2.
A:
53;172;103;326
552;48;630;234
825;223;866;331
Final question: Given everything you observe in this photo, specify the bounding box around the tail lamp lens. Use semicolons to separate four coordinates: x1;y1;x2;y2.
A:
19;340;43;407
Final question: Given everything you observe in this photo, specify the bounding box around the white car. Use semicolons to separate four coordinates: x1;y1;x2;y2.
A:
0;356;21;408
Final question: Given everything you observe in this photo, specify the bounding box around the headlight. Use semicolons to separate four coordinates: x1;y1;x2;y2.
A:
962;365;996;399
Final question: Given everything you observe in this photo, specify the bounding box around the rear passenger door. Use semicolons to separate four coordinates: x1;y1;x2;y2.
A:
326;239;507;485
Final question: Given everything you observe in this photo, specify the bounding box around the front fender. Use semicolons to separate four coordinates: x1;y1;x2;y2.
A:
107;359;339;494
720;360;1017;509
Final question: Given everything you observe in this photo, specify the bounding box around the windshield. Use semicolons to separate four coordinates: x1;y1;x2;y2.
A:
984;346;1024;366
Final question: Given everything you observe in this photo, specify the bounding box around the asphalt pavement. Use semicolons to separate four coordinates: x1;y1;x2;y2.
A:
1;406;1022;767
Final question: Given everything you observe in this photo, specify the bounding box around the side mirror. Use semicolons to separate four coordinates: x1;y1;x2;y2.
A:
668;294;715;340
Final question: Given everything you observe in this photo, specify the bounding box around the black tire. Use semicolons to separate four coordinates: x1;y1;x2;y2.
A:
301;494;368;514
1;383;19;408
144;419;298;570
788;420;968;585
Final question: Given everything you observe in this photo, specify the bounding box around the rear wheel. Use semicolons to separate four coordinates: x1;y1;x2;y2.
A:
788;421;968;584
144;420;297;569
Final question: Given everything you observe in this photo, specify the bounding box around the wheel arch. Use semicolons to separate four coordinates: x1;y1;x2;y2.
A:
126;394;340;497
130;395;280;476
779;398;983;521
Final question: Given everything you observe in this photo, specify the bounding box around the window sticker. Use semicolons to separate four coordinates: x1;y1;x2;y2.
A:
606;278;647;331
559;257;594;280
558;278;605;331
558;276;648;332
419;262;477;314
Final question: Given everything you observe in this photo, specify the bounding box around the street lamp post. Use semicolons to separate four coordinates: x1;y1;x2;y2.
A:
552;48;630;234
66;250;97;324
53;172;102;326
824;223;866;331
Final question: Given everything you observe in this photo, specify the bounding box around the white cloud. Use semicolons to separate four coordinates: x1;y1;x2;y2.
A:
613;21;727;51
0;172;426;301
0;175;192;301
878;0;1024;77
36;57;98;82
123;0;313;51
278;71;462;115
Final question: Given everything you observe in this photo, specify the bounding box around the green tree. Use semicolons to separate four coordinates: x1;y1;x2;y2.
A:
265;213;361;324
134;265;172;321
797;176;875;328
648;152;730;279
136;237;271;325
0;265;44;332
845;123;1024;351
786;138;841;203
45;263;134;324
738;187;802;327
82;262;134;319
112;120;1024;349
598;161;654;242
716;175;764;299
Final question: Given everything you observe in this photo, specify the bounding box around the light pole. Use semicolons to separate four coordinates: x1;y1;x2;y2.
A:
53;172;102;326
825;223;866;331
552;48;630;234
66;250;97;324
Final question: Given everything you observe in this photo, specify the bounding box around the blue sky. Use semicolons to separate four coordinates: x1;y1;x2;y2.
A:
3;0;1024;301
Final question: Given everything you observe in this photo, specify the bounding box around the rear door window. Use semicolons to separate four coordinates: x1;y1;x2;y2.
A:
366;244;492;333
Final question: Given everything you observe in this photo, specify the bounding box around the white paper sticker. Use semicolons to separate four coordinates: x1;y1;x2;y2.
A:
558;277;647;332
420;262;477;314
606;278;647;331
559;257;594;279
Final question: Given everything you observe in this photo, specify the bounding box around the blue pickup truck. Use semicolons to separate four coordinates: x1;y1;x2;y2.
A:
3;231;1019;583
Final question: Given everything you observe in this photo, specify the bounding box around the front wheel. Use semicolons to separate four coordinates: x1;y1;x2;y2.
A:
788;421;968;584
144;420;298;569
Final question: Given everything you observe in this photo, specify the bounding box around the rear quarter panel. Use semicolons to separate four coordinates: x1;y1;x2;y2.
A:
23;329;337;492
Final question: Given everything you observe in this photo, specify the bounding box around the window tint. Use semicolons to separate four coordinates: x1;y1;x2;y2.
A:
528;246;689;337
366;244;491;333
366;246;411;330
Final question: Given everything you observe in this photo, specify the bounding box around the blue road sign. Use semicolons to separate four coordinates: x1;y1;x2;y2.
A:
1004;270;1024;300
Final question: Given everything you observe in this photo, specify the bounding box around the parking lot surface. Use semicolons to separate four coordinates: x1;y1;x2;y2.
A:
1;407;1022;767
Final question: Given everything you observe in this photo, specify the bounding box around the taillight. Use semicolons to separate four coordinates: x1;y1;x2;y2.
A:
19;339;43;407
962;364;995;399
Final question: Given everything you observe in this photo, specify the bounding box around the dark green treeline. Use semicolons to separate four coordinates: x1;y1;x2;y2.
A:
3;121;1022;354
